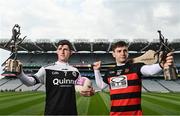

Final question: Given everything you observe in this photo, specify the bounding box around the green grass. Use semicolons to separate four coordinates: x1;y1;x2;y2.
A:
0;92;180;115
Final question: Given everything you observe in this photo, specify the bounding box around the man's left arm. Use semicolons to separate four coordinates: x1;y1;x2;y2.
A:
141;52;174;76
140;64;162;76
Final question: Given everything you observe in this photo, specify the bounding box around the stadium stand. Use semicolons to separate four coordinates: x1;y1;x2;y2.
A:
0;79;22;91
0;39;180;92
142;79;169;93
37;84;45;91
17;83;42;92
141;86;147;92
0;78;9;86
156;80;180;92
176;79;180;84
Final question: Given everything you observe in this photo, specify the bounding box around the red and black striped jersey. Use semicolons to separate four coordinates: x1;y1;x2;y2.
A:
103;62;145;116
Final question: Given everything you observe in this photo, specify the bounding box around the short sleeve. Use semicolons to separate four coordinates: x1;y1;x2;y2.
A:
133;63;145;75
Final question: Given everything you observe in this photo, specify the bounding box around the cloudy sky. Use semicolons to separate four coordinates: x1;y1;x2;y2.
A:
0;0;180;76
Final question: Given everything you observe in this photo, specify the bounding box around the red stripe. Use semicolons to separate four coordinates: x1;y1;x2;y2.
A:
110;86;141;95
110;110;142;116
126;73;139;80
111;98;141;106
108;77;111;83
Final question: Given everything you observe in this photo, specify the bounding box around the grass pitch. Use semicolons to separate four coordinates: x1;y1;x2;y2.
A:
0;92;180;115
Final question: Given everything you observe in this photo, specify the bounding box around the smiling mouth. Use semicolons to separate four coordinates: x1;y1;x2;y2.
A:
120;57;126;59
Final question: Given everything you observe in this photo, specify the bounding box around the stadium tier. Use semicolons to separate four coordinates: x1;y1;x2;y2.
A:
0;39;180;92
142;79;169;92
1;52;180;75
1;38;180;52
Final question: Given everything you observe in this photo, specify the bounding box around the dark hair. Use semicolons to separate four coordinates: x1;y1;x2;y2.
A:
112;41;128;51
57;40;73;51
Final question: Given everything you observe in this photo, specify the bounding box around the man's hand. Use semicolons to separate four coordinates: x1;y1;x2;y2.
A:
79;87;95;97
160;52;174;68
93;61;101;70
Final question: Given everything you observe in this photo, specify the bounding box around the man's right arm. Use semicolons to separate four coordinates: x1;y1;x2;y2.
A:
17;67;46;86
93;61;108;89
94;70;108;89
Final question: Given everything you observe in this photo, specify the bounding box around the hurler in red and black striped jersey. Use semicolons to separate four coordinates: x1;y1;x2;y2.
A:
103;62;144;115
94;40;174;116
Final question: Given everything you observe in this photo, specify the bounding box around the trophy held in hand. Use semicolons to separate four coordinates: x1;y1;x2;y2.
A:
164;66;177;80
156;30;177;81
2;24;26;77
3;59;22;76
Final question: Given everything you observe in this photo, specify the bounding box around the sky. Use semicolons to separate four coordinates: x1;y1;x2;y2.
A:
0;0;180;77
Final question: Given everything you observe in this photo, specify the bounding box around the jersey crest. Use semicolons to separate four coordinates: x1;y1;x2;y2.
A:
110;75;128;90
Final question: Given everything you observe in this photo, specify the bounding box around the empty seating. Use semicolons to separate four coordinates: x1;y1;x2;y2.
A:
0;79;22;91
157;80;180;92
0;78;9;86
17;83;42;92
142;79;169;93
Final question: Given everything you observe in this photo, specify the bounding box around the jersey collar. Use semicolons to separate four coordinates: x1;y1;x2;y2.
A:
55;61;69;66
117;63;125;66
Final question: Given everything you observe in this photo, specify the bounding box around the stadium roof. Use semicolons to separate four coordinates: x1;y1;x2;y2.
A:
1;38;180;53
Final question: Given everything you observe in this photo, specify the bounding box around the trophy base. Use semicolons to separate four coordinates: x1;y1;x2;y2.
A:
2;59;22;77
164;66;177;81
1;71;18;77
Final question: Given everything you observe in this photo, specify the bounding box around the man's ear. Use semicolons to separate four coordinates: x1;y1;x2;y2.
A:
56;49;59;55
70;50;73;55
112;51;116;58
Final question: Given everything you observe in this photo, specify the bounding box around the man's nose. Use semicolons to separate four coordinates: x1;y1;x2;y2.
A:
59;49;64;54
120;51;125;55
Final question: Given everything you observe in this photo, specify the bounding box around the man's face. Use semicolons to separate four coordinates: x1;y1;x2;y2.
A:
57;45;71;62
112;46;128;64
